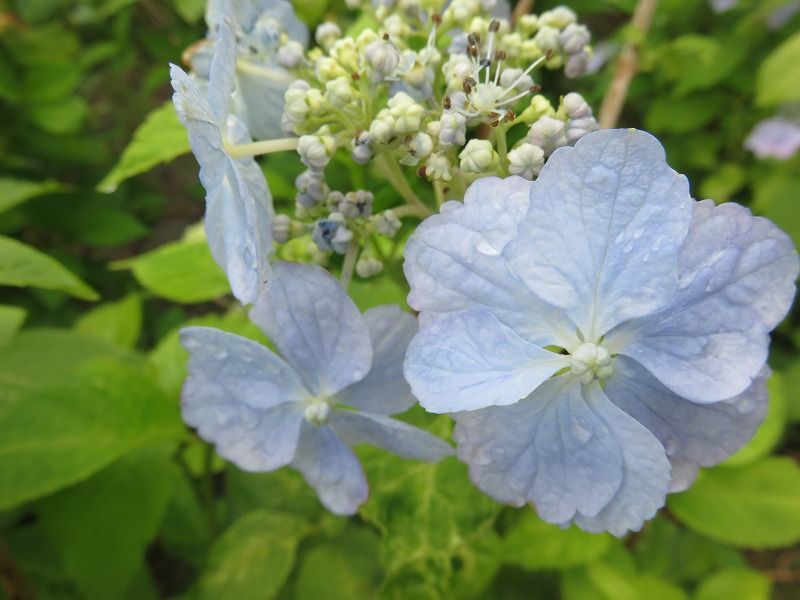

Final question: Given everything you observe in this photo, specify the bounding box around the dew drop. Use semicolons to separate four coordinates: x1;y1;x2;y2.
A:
571;417;592;443
474;237;500;256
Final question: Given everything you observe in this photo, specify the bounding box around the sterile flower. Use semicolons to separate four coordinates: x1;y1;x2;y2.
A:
181;262;452;515
403;129;798;536
744;118;800;160
171;17;273;305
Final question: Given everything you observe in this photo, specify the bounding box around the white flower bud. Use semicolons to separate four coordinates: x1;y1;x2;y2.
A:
425;152;453;181
561;92;593;119
364;39;401;76
559;23;591;55
499;68;534;92
459;139;498;173
325;76;354;107
400;132;433;166
272;214;292;243
426;120;441;138
527;116;567;156
298;135;336;171
517;15;540;36
315;56;347;82
383;15;408;39
369;110;395;144
443;54;474;91
443;0;481;25
533;26;561;53
566;116;598;145
339;190;374;218
439;110;467;147
277;40;304;69
388;92;425;134
351;131;373;165
374;209;401;237
303;399;331;426
295;170;329;208
508;143;545;180
315;22;341;50
356;253;383;278
539;6;577;29
312;213;353;254
565;50;590;79
284;80;311;124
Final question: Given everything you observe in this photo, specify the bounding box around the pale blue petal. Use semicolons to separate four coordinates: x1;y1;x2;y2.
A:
572;384;672;536
338;305;418;415
207;0;309;46
249;262;373;396
453;377;670;536
180;327;306;471
404;176;577;348
329;410;453;462
207;15;236;126
606;356;768;471
503;129;693;339
667;460;699;493
611;200;798;402
291;423;368;515
404;307;568;413
237;70;294;140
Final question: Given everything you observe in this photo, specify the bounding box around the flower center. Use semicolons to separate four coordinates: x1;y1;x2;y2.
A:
303;398;331;426
568;342;614;384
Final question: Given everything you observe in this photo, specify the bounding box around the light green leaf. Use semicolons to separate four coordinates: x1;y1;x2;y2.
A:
699;164;747;203
694;568;771;600
503;512;611;571
0;177;60;215
669;457;800;548
0;235;98;300
0;305;26;345
723;373;787;466
113;238;229;304
190;510;310;600
98;101;190;193
37;447;179;600
0;358;182;510
172;0;206;22
563;562;687;600
645;94;726;134
359;421;502;600
757;32;800;106
75;294;143;349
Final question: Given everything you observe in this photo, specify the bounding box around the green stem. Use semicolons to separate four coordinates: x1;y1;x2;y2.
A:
432;180;445;207
340;239;359;290
375;153;433;217
225;137;299;159
392;204;431;219
494;126;509;174
236;58;296;83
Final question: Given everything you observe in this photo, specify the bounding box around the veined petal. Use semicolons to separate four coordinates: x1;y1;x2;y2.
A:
504;129;693;339
404;176;577;348
206;0;309;48
329;410;453;462
611;200;798;402
181;327;307;471
404;307;568;413
453;377;670;536
207;15;236;126
338;305;418;415
291;423;368;515
606;356;768;471
238;68;295;140
249;262;373;396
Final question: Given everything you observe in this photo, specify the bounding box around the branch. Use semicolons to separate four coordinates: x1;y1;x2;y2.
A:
598;0;659;129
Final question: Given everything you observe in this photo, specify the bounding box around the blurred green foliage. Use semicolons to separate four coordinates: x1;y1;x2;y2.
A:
0;0;799;598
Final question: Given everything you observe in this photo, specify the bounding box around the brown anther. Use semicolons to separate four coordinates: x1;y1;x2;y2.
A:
352;72;361;81
464;76;477;88
529;84;542;94
489;19;500;33
545;49;554;60
383;33;390;40
417;166;428;177
404;135;413;143
504;109;516;122
490;117;501;128
468;45;478;58
467;33;479;46
432;14;442;25
443;95;452;110
495;50;506;61
463;81;473;94
473;32;481;43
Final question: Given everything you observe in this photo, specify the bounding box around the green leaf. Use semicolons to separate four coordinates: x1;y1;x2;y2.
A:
0;177;60;215
359;421;502;600
0;358;182;510
502;512;611;571
694;568;771;600
75;294;143;349
644;93;726;134
349;274;409;312
172;0;206;22
699;164;747;203
0;305;26;345
757;32;800;106
723;373;787;466
114;237;229;304
752;171;800;247
97;101;190;193
0;235;98;300
37;447;178;600
189;510;310;600
226;467;324;522
294;527;382;600
669;457;800;548
563;561;687;600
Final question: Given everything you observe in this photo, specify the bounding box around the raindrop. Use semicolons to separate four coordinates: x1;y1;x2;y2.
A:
474;237;500;256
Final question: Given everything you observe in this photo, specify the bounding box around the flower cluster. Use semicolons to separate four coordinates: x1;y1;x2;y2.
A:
403;129;798;535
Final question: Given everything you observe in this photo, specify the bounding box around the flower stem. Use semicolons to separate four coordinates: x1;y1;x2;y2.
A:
392;204;432;219
375;153;433;217
236;58;296;83
340;239;359;290
225;137;299;158
598;0;659;128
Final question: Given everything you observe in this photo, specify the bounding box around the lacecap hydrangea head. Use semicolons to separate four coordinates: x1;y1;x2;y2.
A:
181;262;452;515
403;128;798;536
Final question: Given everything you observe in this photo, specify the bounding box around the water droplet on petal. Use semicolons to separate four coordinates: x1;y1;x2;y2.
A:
474;237;500;256
571;417;592;443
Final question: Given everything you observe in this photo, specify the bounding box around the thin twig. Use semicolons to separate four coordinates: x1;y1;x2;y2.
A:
598;0;659;129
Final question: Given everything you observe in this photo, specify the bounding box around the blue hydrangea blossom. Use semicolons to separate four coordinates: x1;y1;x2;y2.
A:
171;15;274;305
403;129;798;535
181;262;453;515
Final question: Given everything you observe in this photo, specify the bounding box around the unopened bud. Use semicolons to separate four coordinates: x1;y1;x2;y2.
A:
459;139;498;173
527;116;567;156
508;143;545;180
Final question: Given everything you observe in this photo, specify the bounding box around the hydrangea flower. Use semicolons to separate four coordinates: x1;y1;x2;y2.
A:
171;14;274;305
181;262;453;515
403;129;798;535
744;117;800;160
